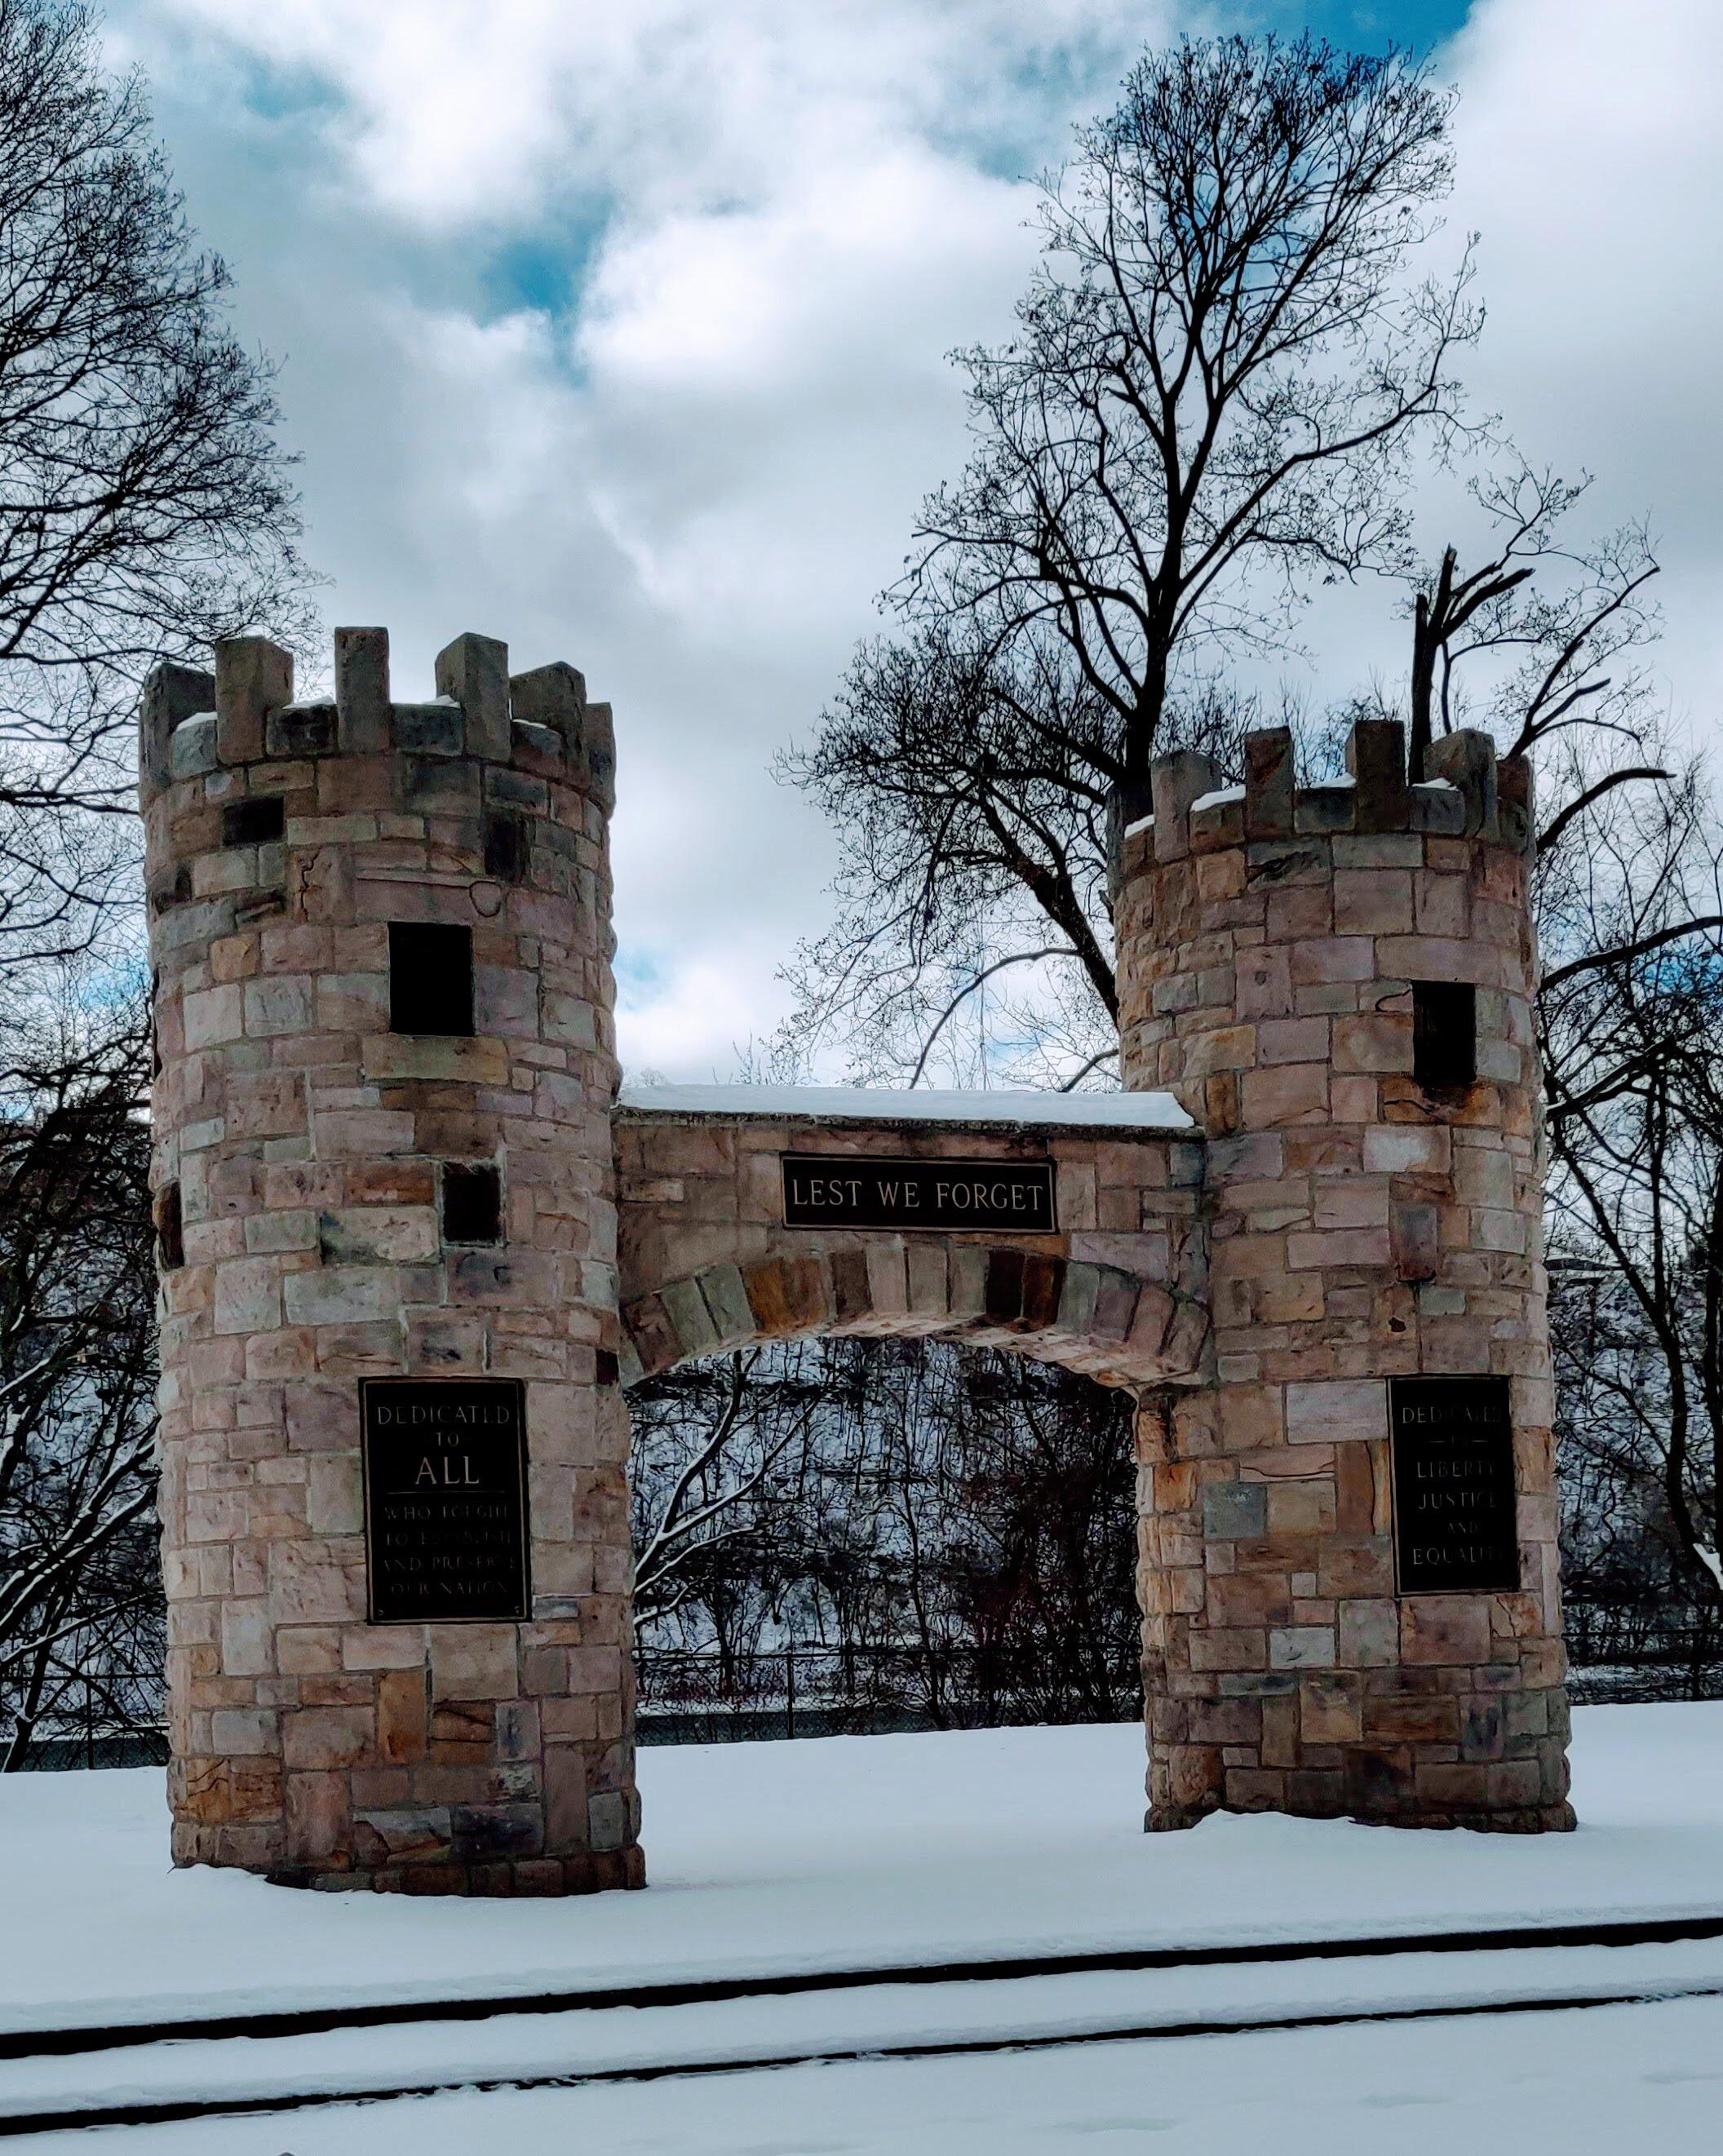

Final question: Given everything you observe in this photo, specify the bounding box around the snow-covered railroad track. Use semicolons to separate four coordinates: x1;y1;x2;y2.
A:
5;1935;1723;2139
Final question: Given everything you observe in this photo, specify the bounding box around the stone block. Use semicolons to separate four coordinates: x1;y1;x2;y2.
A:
392;700;465;756
435;633;511;760
1332;1013;1411;1074
1239;1063;1328;1127
1150;750;1221;862
283;1266;401;1327
361;1036;509;1085
168;711;219;781
1300;1671;1362;1743
1287;1379;1387;1445
334;627;390;752
1425;728;1499;837
306;1452;364;1535
661;1275;720;1358
430;1624;519;1702
213;1257;282;1336
1362;1125;1451;1173
1244;728;1295;839
282;1705;373;1770
1294;783;1355;835
220;1600;273;1678
1203;1480;1267;1540
243;976;313;1038
1391;1203;1442;1282
1318;1539;1395;1598
215;637;293;764
511;662;586;755
1269;1626;1335;1670
266;701;336;759
453;1805;543;1861
1401;1596;1493;1666
1334;870;1413;936
317;1207;439;1265
140;662;216;793
268;1539;365;1625
1345;719;1408;830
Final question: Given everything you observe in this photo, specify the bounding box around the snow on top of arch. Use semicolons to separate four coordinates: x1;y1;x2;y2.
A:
614;1082;1195;1131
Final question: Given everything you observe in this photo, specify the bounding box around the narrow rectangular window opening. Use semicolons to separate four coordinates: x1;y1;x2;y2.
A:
389;921;475;1037
220;797;286;847
484;810;529;884
154;1180;184;1270
1413;980;1476;1091
442;1161;503;1245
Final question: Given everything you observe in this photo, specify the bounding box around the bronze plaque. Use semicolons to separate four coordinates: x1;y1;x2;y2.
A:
361;1379;529;1623
1390;1375;1520;1594
782;1153;1056;1233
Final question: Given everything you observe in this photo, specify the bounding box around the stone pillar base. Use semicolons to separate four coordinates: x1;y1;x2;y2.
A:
252;1850;649;1895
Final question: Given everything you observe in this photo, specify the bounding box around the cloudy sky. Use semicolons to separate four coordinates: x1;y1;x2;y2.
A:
100;0;1723;1078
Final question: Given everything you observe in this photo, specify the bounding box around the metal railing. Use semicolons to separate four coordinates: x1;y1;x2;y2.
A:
6;1614;1720;1767
635;1642;1142;1743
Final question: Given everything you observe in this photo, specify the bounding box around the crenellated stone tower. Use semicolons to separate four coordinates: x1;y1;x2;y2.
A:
140;637;1574;1897
1117;719;1571;1831
141;628;642;1892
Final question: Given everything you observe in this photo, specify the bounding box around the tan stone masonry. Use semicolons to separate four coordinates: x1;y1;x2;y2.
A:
1118;723;1570;1831
615;1109;1207;1390
141;633;1571;1896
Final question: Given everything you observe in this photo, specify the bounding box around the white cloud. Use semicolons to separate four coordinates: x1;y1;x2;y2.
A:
1446;0;1723;742
96;0;1723;1078
106;0;1161;1074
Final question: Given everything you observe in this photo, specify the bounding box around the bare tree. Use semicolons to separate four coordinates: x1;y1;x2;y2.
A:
630;1348;829;1640
781;33;1475;1083
1535;765;1723;1622
0;2;313;1759
631;1339;1141;1731
0;0;313;947
0;1010;160;1768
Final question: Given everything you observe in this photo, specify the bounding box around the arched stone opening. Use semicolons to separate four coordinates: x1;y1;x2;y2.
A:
621;1245;1203;1393
614;1084;1208;1394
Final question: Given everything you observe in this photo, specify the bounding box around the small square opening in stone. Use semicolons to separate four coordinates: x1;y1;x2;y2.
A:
154;1180;184;1269
389;921;475;1036
1412;980;1476;1091
220;796;285;847
442;1161;503;1244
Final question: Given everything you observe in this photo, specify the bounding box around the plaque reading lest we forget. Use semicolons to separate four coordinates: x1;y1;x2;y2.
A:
782;1153;1057;1233
361;1379;529;1623
1390;1375;1520;1595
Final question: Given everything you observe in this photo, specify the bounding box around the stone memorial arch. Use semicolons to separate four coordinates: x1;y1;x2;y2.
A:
139;626;1572;1895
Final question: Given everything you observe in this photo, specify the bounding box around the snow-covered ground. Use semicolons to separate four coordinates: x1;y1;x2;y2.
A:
21;1996;1717;2156
3;1705;1721;2147
3;1703;1720;2035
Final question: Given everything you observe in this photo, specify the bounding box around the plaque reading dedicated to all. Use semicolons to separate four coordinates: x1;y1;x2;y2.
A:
1389;1375;1520;1595
361;1379;529;1623
781;1154;1057;1233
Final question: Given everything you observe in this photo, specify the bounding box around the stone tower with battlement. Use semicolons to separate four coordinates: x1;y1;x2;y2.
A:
140;634;1573;1897
1116;719;1570;1831
141;628;642;1891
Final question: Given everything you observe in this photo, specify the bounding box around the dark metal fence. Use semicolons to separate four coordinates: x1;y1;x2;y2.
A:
635;1643;1142;1744
1562;1614;1723;1706
6;1616;1721;1768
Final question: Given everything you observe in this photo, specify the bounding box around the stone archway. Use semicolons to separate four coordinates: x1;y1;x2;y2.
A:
613;1082;1210;1392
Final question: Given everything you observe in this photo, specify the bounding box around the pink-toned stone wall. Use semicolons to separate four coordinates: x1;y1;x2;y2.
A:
143;628;641;1893
1118;721;1571;1831
614;1112;1207;1388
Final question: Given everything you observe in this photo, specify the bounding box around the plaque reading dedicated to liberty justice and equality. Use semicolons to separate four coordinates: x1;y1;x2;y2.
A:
1389;1375;1520;1594
361;1379;529;1623
781;1154;1057;1232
